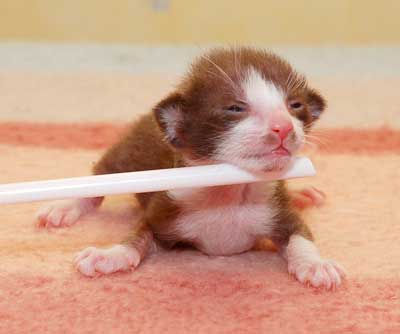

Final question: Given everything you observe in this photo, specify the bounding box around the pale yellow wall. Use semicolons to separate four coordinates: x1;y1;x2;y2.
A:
0;0;399;44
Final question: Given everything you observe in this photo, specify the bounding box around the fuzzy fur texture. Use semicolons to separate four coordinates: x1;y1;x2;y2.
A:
33;48;343;288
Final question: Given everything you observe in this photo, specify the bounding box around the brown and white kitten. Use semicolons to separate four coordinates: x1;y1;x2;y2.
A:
36;47;345;289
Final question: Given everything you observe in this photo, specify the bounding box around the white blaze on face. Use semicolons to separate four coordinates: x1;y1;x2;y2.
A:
213;67;305;172
242;67;285;115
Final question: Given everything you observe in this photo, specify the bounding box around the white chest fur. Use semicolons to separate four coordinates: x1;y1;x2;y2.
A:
168;183;277;256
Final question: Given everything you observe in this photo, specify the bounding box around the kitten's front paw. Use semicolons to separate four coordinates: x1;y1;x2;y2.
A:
289;259;346;290
35;201;83;228
74;245;140;277
35;198;100;228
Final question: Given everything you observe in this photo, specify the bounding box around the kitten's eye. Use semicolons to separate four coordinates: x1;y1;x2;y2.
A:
290;101;304;110
226;105;245;112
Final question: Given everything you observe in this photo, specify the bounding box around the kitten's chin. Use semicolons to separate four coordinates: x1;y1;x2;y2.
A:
185;152;294;174
261;156;293;172
232;155;294;173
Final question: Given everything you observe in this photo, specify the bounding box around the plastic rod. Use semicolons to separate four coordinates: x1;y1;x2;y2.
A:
0;157;315;204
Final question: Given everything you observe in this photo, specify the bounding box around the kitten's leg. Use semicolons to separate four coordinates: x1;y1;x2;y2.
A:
285;232;345;289
272;214;345;290
74;221;153;277
35;197;103;228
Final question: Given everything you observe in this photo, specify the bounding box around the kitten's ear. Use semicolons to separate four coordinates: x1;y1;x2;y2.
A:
307;90;327;121
153;92;186;148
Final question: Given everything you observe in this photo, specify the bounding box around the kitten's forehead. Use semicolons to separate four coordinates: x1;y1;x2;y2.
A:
184;48;302;100
242;67;285;111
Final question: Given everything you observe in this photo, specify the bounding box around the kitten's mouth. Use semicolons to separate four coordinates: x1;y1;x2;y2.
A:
247;146;291;159
270;146;290;156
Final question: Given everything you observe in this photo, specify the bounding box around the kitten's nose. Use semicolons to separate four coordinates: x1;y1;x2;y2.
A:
271;119;294;140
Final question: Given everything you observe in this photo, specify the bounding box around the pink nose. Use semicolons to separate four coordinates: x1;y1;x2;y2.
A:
271;121;293;140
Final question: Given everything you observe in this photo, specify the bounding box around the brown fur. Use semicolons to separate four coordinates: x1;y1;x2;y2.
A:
270;181;313;246
93;113;176;207
153;47;325;160
93;47;325;251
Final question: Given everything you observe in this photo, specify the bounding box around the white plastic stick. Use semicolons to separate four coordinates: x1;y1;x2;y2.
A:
0;157;315;204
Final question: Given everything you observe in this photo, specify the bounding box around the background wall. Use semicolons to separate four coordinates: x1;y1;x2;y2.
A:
1;0;399;44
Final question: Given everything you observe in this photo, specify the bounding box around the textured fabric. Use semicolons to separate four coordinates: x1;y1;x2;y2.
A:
0;68;399;333
0;142;399;333
0;123;400;154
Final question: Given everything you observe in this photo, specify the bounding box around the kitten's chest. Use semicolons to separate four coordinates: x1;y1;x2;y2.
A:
168;183;276;255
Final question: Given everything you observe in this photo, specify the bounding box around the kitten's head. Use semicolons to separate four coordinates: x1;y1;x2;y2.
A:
154;47;326;171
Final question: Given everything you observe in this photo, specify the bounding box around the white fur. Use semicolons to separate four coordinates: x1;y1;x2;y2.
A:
74;245;140;277
243;67;285;113
161;106;181;142
291;116;305;148
213;67;304;172
35;198;100;228
214;116;289;171
168;183;276;256
286;235;346;289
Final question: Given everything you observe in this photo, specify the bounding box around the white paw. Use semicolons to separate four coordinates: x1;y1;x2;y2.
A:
35;198;97;228
74;245;140;277
289;259;346;290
